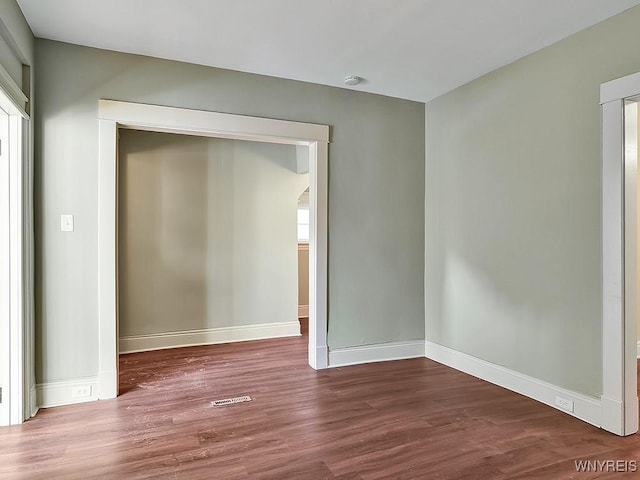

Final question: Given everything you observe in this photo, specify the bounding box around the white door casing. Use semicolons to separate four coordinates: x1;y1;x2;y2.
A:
0;87;28;426
601;72;640;436
0;105;9;426
97;100;330;399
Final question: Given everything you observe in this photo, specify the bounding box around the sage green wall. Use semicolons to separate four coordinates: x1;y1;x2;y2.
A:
34;39;425;383
118;130;307;337
426;5;640;398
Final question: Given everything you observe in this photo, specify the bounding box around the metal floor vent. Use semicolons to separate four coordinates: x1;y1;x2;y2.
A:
211;395;252;407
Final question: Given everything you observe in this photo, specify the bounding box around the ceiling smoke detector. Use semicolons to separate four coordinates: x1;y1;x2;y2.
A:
344;75;362;86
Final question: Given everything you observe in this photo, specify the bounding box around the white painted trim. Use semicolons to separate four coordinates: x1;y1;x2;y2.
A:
601;99;626;435
0;62;27;118
622;101;639;436
637;341;640;358
36;377;99;409
601;71;640;105
0;101;26;426
0;100;9;426
628;104;639;369
601;396;624;434
8;113;23;425
425;342;602;427
98;119;118;401
119;322;301;354
307;140;328;369
601;72;640;436
329;341;426;368
98;100;329;401
98;100;328;144
21;118;35;421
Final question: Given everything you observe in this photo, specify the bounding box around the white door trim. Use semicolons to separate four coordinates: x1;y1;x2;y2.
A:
0;104;9;426
97;100;329;399
8;113;24;425
0;97;28;426
601;73;640;436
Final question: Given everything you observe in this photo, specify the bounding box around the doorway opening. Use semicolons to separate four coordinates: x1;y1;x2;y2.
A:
97;100;329;400
116;130;310;363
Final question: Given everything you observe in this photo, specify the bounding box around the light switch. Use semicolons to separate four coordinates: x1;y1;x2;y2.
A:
60;214;74;232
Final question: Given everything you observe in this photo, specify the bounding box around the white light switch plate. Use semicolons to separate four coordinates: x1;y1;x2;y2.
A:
60;214;74;232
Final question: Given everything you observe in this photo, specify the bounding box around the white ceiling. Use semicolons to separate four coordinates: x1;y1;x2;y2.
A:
16;0;640;102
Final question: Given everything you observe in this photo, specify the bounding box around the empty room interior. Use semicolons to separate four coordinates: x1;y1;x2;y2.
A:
5;0;640;478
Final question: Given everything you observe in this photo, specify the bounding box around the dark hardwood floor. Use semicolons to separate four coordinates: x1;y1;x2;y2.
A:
2;337;640;479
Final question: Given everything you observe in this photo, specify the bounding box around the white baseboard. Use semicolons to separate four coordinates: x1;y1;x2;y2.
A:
424;341;601;427
119;321;301;354
329;340;426;368
36;377;100;408
298;305;309;317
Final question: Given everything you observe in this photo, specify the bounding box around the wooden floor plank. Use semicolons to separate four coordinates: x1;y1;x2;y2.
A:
1;336;640;479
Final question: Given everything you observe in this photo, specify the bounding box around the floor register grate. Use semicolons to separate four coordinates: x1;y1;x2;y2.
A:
211;395;252;407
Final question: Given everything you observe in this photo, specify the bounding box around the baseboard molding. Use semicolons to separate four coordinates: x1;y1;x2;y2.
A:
329;340;426;368
298;305;309;317
119;321;301;354
36;377;100;408
424;341;601;428
637;340;640;358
